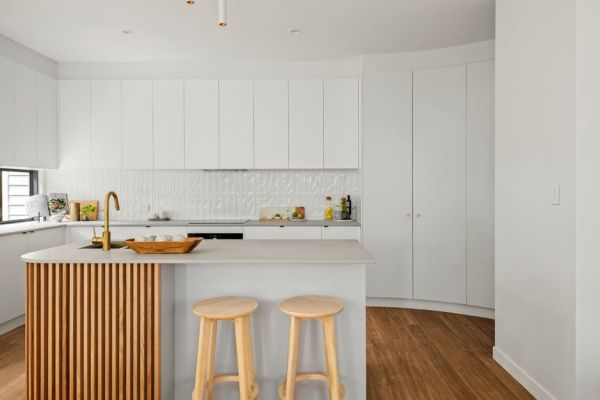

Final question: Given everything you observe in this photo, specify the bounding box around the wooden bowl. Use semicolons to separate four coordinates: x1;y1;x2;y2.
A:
124;237;203;254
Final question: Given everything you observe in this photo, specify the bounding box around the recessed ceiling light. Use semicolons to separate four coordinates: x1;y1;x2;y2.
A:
290;29;302;34
186;0;195;4
122;30;135;35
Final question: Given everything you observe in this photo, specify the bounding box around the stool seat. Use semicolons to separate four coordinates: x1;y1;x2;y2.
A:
192;296;258;319
280;295;344;319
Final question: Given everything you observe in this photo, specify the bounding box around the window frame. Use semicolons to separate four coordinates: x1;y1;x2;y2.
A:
0;167;39;225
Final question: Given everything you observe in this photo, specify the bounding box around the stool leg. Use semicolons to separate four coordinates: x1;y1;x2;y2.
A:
192;317;212;400
322;316;342;400
234;317;250;400
205;319;218;400
284;316;302;400
244;317;257;391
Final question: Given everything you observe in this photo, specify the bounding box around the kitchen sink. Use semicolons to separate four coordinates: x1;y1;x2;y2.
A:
79;241;128;250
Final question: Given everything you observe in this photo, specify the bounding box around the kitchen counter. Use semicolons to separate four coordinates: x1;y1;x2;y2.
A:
22;239;373;264
23;239;372;399
244;219;360;227
0;221;64;237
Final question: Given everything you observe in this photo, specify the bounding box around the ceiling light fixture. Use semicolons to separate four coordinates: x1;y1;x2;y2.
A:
218;0;227;27
186;0;195;4
290;29;302;34
122;30;135;35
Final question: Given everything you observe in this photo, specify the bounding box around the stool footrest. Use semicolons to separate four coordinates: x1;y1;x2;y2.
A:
278;373;346;400
208;375;259;399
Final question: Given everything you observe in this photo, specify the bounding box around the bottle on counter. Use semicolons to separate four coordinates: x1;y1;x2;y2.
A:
324;196;333;221
346;195;352;220
340;197;347;220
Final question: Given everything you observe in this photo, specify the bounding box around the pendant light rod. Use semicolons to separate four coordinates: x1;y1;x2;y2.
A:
218;0;227;27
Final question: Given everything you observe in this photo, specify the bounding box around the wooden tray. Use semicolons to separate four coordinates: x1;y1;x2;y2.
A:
125;238;203;254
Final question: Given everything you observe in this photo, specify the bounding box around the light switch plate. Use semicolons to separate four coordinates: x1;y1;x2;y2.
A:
551;183;560;205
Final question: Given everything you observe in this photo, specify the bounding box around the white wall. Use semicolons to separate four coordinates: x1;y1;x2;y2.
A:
575;0;600;398
495;1;576;399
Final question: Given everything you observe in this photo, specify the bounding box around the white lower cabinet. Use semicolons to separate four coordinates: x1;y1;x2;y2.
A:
243;226;322;240
0;233;28;325
321;226;361;241
0;227;65;326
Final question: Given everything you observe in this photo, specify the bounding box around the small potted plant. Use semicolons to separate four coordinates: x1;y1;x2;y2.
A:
81;204;97;221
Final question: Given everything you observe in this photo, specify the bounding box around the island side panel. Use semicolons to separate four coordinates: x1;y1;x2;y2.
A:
170;263;366;400
25;262;162;400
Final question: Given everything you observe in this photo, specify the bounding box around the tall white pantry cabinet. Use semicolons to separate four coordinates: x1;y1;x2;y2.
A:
363;60;495;310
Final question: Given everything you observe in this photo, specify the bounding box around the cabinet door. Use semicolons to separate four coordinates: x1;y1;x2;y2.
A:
321;226;361;241
69;227;96;243
243;226;322;240
324;79;359;169
153;80;185;169
37;73;58;169
0;56;14;165
219;79;254;169
467;61;495;309
0;233;28;323
413;65;467;304
363;71;413;299
122;80;153;169
184;80;219;169
289;79;323;169
27;228;66;252
91;80;122;169
13;63;37;167
254;79;288;169
59;80;91;169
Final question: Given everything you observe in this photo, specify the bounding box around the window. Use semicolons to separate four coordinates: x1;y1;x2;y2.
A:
0;168;38;224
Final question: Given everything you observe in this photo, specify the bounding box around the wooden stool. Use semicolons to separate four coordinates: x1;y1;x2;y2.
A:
278;295;346;400
192;296;259;400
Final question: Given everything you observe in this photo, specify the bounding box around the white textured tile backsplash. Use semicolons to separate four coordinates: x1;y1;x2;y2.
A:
42;170;360;220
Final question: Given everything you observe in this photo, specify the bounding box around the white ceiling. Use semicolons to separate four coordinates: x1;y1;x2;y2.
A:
0;0;495;63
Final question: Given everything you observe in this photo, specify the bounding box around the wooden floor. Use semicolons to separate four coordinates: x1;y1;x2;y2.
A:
367;308;534;399
0;308;533;399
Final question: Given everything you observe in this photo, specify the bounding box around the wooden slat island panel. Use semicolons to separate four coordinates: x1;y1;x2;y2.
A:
25;262;161;400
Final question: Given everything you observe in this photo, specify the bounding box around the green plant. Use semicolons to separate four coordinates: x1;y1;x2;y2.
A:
82;204;96;215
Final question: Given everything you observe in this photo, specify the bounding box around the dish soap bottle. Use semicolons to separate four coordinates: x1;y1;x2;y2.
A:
324;196;333;221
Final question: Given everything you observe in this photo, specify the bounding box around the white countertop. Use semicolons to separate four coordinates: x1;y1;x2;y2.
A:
22;239;374;264
0;221;65;237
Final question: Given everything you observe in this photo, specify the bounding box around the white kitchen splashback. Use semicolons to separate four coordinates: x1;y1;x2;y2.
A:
42;169;360;221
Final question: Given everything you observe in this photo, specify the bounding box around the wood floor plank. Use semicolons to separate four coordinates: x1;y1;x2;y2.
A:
4;306;534;399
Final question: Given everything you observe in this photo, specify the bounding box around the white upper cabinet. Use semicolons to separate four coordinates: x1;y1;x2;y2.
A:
153;80;185;169
37;73;58;169
363;71;414;300
184;80;219;169
219;79;254;169
59;80;91;169
91;80;122;169
122;80;153;169
467;60;495;309
13;63;37;167
413;65;467;305
289;79;324;169
324;79;359;169
0;57;14;165
253;79;289;169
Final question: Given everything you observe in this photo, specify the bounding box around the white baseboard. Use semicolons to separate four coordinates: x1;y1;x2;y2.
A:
367;297;495;319
493;347;557;400
0;314;25;336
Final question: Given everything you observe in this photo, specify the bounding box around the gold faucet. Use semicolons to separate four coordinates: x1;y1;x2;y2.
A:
92;191;120;251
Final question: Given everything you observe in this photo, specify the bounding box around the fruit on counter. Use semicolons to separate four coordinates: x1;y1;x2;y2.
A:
147;235;156;242
134;236;147;242
293;207;305;219
172;234;186;242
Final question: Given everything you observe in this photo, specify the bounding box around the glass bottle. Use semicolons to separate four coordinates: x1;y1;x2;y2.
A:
324;196;333;221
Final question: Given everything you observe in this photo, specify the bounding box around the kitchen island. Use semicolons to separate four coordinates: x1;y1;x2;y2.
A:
22;239;373;400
